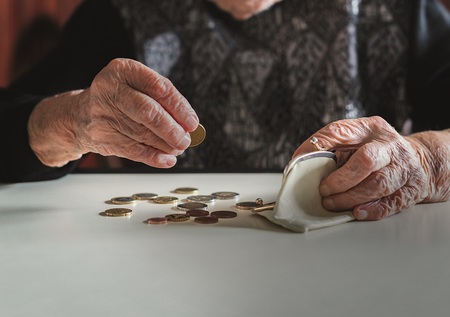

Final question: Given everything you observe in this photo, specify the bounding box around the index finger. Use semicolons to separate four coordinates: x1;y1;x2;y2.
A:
292;116;393;157
116;59;199;132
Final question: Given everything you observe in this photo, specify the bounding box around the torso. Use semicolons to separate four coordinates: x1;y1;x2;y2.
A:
112;0;413;170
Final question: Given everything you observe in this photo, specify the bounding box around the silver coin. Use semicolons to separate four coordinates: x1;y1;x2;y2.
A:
211;191;240;200
110;196;137;205
132;193;158;200
186;195;216;203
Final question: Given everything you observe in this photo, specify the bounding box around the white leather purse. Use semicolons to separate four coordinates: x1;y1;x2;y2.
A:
257;152;355;233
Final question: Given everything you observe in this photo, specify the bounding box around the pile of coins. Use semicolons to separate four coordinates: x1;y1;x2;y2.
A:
102;187;268;226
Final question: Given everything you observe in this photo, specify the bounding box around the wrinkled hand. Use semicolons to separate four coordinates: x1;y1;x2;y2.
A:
292;116;450;221
28;58;199;168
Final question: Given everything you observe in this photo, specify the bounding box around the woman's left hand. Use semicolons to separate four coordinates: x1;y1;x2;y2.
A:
292;116;450;221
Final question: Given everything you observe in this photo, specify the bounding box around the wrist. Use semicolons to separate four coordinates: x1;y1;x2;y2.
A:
406;130;450;203
28;90;87;167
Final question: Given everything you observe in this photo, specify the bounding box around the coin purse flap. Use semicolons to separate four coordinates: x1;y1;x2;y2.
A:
258;152;355;233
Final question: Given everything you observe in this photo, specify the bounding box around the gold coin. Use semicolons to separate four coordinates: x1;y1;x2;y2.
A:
173;187;199;194
189;124;206;147
110;196;137;205
152;196;179;204
103;208;133;217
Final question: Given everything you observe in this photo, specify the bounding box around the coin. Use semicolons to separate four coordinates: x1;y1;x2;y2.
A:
186;209;210;217
146;217;168;225
211;191;240;200
103;208;132;217
166;214;190;222
110;196;137;205
210;210;237;218
173;187;199;194
186;195;216;203
189;123;206;147
235;201;260;210
132;193;158;200
194;216;219;224
177;202;208;211
153;196;179;204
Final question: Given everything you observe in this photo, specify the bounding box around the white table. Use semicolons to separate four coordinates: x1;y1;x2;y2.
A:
1;173;449;317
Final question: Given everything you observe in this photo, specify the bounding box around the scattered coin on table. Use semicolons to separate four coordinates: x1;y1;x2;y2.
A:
110;196;137;205
103;208;133;217
173;187;199;194
235;201;261;210
194;216;219;224
146;217;168;225
166;214;190;222
210;210;238;218
152;196;180;204
186;195;216;203
177;202;208;211
186;209;210;217
132;193;158;200
211;191;240;200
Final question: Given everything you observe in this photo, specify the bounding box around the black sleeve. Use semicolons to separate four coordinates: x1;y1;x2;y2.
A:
0;88;79;183
0;0;136;183
9;0;136;94
407;0;450;132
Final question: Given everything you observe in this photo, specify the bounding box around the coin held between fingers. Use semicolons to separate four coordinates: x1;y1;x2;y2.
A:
189;124;206;147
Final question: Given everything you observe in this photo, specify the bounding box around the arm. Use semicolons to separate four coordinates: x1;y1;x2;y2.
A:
0;88;77;182
0;0;134;182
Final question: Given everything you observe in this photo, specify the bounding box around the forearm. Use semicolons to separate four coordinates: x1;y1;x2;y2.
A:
407;129;450;203
0;89;79;182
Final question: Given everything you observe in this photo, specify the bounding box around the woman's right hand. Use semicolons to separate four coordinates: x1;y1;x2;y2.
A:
28;58;199;168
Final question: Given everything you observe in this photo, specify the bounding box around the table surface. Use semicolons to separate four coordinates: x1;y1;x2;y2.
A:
1;173;449;317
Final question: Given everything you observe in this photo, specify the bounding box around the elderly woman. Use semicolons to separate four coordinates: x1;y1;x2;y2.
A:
1;0;449;221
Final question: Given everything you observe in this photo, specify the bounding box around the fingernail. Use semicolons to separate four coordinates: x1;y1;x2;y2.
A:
322;197;335;210
355;210;368;220
165;156;177;167
186;116;199;131
319;184;331;196
179;134;191;148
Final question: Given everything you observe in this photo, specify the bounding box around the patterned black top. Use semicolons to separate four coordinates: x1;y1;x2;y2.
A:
111;0;412;170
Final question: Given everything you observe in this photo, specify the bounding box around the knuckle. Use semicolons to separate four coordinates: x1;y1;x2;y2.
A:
144;74;172;100
369;171;392;195
355;147;379;170
126;143;149;161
